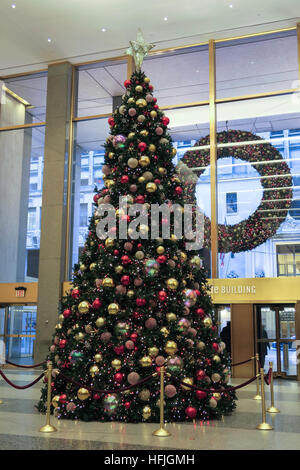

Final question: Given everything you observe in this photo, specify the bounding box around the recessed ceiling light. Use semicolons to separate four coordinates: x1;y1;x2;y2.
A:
11;4;16;8
101;28;107;32
47;38;52;43
164;17;168;21
229;4;233;8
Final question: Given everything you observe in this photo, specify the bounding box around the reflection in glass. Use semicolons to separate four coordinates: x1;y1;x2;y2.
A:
280;341;297;376
6;306;36;364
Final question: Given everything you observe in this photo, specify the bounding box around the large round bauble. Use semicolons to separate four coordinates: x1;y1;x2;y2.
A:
182;289;197;307
196;341;205;351
158;290;167;302
139;389;150;401
95;317;105;328
127;372;140;386
164;340;178;356
103;394;119;415
111;359;122;370
75;332;85;342
128;157;138;169
165;384;177;398
115;322;129;337
146;182;157;193
181;377;194;391
139;356;152;367
108;303;119;315
101;332;112;343
212;355;221;363
112;134;126;148
166;278;178;290
185;406;197;419
77;388;90;401
78;301;89;314
166;312;177;322
190;255;201;268
167;356;183;374
89;365;100;377
135;85;143;93
71;288;80;299
177;318;190;332
94;353;103;363
148;346;159;358
142;405;151;420
136;98;147;108
209;397;218;408
105;238;115;248
145;318;157;329
160;326;169;337
63;308;71;319
92;298;102;310
144;259;159;277
203;317;212;328
102;277;114;288
52;395;60;408
139;156;150;167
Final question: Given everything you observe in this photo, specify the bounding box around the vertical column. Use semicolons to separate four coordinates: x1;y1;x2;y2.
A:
209;40;218;279
231;303;255;378
35;62;73;362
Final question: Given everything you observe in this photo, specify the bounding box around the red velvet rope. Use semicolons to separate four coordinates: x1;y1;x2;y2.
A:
169;372;258;393
231;358;253;367
264;367;272;386
58;371;156;394
5;360;46;369
0;369;44;390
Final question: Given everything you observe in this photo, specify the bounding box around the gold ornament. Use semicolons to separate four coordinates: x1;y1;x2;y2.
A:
180;252;187;263
135;85;143;93
108;303;120;315
191;256;201;268
89;262;97;271
80;264;86;271
139;389;150;401
139;356;152;367
108;152;115;159
148;346;159;357
89;365;100;377
212;355;221;363
166;313;177;322
146;182;157;193
95;317;105;328
158;167;167;175
128;97;135;104
164;340;178;356
52;395;60;408
102;277;114;288
127;290;135;298
213;392;221;401
138;176;145;183
94;353;103;363
105;179;115;188
142;171;153;181
58;314;64;323
144;77;150;83
203;317;212;328
128;132;135;139
156;246;165;254
115;265;124;274
172;148;177;156
105;238;115;248
170;234;177;242
78;301;89;314
111;359;122;370
142;405;152;420
77;388;90;401
140;129;149;137
148;144;156;152
136;98;147;108
181;377;193;391
139;156;150;167
196;341;205;351
128;157;138;169
75;332;85;342
166;278;179;290
160;327;169;337
150;110;157;118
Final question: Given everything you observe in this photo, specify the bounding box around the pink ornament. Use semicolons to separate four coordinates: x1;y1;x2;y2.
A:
124;242;133;251
95;278;102;288
196;370;206;380
128;372;140;385
115;285;126;295
130;184;137;193
125;340;135;350
134;277;143;287
165;384;177;398
50;345;55;353
59;339;67;349
101;332;112;343
196;390;207;400
145;94;153;102
66;402;77;412
188;328;197;337
145;318;157;329
102;165;111;175
155;356;165;366
128;108;137;117
155;127;163;135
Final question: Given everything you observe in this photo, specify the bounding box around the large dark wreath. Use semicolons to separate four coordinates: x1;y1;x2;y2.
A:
181;130;293;253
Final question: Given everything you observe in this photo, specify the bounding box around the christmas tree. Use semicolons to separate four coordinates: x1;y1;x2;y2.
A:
38;32;236;422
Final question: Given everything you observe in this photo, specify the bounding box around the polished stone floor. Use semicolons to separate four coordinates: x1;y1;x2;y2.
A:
0;368;299;450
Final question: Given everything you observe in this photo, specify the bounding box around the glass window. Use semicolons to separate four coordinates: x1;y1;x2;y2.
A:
0;126;44;282
80;203;88;227
75;60;127;118
214;94;300;279
277;244;300;277
0;72;47;126
216;31;298;99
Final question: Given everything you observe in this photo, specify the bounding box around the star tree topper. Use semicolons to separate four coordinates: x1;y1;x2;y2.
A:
126;29;155;71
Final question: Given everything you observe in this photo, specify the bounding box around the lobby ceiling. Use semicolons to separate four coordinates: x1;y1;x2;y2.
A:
0;0;300;75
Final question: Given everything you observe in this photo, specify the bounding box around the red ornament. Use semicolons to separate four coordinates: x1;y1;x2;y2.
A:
133;311;143;320
157;255;167;264
185;406;197;418
93;193;100;203
124;401;131;409
108;117;115;127
212;342;219;352
138;142;147;152
158;290;167;302
92;298;102;310
136;298;146;307
59;339;67;349
113;249;119;256
121;275;130;286
124;79;131;88
196;308;205;318
135;195;145;204
59;394;67;404
114;345;125;355
161;116;170;126
120;175;129;184
114;372;124;383
196;370;206;380
93;393;101;400
63;308;71;318
121;255;131;265
175;186;183;195
130;333;138;342
196;390;207;400
71;288;80;299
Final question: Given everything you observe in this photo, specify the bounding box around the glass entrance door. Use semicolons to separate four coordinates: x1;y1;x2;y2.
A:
255;305;296;378
0;305;37;365
215;305;231;356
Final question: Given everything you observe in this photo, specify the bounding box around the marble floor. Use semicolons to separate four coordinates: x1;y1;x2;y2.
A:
0;368;299;450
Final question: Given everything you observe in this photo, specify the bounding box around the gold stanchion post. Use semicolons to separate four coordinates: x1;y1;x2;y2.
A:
267;362;280;414
256;368;273;430
152;366;171;437
39;362;57;433
253;353;262;400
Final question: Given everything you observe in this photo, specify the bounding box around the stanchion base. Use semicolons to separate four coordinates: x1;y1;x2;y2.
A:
152;427;171;437
253;395;262;400
39;424;57;433
256;422;273;430
0;399;3;404
267;406;280;414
